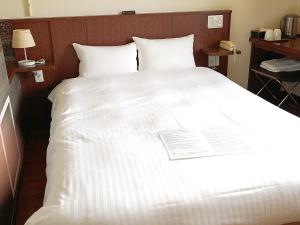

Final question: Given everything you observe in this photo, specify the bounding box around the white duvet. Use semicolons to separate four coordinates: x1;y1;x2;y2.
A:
26;67;300;225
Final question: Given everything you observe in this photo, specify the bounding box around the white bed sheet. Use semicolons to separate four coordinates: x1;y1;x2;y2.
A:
26;67;300;225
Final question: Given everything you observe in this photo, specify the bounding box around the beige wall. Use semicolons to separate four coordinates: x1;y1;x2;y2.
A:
0;0;299;87
228;1;298;87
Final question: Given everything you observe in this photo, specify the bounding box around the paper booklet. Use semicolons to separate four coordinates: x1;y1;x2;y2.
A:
159;126;263;160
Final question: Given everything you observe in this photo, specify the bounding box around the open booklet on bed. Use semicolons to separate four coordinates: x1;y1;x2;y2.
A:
159;125;267;160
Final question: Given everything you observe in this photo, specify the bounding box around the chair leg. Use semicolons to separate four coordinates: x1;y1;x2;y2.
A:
255;75;277;100
276;81;300;108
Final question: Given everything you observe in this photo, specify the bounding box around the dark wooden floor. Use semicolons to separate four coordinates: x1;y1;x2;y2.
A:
264;92;300;117
281;104;300;117
15;128;48;225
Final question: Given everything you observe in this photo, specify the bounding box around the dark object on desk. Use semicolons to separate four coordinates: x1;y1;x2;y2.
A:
251;30;266;40
281;14;299;39
121;10;136;15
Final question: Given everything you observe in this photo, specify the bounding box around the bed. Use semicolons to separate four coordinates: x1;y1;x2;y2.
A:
25;67;300;225
8;10;300;225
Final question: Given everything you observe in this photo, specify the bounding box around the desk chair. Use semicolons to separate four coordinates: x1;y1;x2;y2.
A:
251;66;300;108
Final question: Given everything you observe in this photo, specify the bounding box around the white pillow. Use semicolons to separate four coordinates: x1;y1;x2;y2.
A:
133;35;196;71
73;43;138;77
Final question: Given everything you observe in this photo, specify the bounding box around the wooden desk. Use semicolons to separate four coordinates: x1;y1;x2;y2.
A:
248;38;300;93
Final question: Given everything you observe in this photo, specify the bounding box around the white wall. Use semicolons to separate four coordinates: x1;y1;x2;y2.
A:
0;0;299;87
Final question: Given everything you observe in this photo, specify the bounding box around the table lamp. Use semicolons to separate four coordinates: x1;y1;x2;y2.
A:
12;29;36;67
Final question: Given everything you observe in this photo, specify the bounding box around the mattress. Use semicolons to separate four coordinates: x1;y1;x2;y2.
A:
26;67;300;225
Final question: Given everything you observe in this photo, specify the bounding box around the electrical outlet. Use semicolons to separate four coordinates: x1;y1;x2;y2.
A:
208;56;220;67
208;15;223;29
33;70;44;83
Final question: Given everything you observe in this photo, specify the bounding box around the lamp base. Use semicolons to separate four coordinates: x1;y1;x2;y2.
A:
18;60;36;67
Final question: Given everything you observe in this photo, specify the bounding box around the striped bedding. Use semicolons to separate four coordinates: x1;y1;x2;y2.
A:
26;67;300;225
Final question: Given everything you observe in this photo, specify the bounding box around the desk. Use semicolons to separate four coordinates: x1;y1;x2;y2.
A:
248;38;300;93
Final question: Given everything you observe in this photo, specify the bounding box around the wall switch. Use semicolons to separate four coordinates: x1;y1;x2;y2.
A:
208;56;220;67
33;70;44;83
208;15;223;29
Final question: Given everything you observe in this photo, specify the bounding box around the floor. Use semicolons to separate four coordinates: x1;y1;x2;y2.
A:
281;104;300;117
14;102;300;225
263;92;300;117
15;127;48;225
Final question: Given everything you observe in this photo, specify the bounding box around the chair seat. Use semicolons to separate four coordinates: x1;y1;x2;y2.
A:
251;66;300;82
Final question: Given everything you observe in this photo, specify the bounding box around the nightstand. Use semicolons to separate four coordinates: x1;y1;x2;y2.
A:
6;61;55;82
203;47;241;57
202;47;241;73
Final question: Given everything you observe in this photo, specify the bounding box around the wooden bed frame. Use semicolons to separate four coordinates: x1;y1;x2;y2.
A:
8;10;231;127
7;12;300;225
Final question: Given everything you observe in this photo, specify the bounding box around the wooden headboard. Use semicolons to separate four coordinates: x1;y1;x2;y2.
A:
8;10;231;126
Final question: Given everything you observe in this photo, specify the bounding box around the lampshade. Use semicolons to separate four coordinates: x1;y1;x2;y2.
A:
12;29;36;49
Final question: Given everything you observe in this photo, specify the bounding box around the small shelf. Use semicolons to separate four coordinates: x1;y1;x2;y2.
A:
202;47;241;56
13;61;55;73
6;61;55;81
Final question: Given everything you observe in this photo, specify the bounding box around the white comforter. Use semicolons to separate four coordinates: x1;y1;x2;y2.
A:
26;67;300;225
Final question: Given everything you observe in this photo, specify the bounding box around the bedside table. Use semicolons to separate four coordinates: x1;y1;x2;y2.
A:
203;47;241;57
6;61;55;82
202;47;241;73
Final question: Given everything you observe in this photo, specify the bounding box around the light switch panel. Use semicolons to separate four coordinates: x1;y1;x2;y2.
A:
208;15;223;29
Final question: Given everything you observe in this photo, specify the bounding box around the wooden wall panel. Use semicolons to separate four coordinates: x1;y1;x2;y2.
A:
0;38;9;101
10;11;231;84
12;22;54;62
173;13;231;74
50;19;87;79
8;11;232;125
0;134;12;225
0;99;20;195
0;140;11;205
0;139;13;225
11;22;56;95
0;97;21;225
86;15;173;46
11;22;57;125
